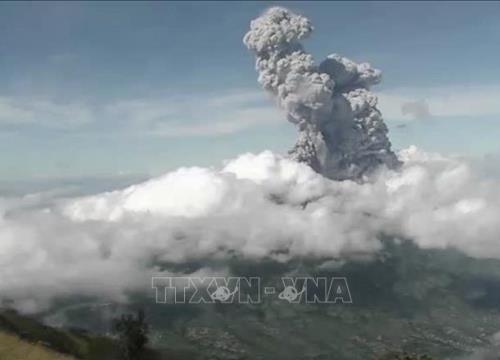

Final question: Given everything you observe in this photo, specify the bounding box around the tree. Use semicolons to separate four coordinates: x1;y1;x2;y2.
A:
113;309;149;360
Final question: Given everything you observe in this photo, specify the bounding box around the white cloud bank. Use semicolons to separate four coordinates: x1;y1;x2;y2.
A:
0;91;281;136
2;84;500;133
104;90;283;137
1;147;500;312
0;97;94;129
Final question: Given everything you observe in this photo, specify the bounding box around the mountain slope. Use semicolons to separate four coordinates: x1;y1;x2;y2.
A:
0;331;75;360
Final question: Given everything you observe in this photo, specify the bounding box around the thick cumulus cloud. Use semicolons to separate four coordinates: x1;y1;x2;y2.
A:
2;147;500;312
243;7;399;180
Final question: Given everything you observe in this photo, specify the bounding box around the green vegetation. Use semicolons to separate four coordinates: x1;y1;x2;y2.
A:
0;309;195;360
0;309;115;359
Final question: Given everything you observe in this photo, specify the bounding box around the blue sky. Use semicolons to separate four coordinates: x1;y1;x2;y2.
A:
1;1;500;182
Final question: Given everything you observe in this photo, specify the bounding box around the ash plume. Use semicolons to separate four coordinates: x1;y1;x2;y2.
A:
244;7;400;180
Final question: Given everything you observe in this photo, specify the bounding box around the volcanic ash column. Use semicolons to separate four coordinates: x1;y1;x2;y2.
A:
243;7;400;181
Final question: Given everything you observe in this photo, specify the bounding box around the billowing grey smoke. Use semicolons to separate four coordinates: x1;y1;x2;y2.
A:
244;7;400;180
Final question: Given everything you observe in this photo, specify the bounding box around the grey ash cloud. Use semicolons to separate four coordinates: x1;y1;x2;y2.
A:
243;7;399;181
401;99;431;120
